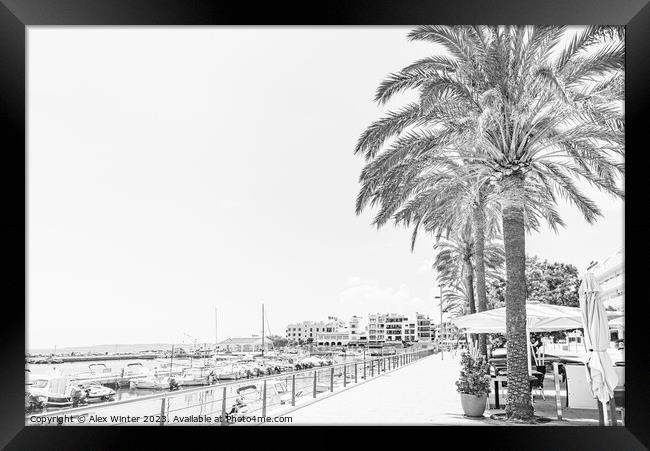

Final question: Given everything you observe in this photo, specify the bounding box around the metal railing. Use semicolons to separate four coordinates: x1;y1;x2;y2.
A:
26;347;435;426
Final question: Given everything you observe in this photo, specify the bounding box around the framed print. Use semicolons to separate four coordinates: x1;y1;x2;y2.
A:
1;0;648;449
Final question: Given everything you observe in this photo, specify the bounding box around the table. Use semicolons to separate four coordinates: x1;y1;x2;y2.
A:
491;372;543;409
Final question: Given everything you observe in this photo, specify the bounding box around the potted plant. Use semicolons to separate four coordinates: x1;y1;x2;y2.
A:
455;349;491;417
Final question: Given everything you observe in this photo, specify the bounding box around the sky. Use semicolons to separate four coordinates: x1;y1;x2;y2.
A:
27;27;624;350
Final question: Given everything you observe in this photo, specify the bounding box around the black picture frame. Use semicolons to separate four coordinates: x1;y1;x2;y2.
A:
1;1;648;449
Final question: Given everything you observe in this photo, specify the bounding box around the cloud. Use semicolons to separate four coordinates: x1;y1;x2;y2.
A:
337;278;431;315
417;257;436;275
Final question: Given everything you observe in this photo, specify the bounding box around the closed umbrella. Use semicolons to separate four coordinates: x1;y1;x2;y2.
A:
579;272;619;423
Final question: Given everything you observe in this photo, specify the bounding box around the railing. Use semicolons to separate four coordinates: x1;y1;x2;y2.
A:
26;347;435;426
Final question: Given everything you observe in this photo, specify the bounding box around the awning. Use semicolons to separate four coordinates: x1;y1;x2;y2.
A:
451;302;623;334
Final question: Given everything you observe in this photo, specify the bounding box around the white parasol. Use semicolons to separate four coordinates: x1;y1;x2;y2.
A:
579;272;619;406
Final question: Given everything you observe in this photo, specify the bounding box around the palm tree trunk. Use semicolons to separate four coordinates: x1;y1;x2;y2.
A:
463;260;477;346
502;174;533;421
472;205;489;359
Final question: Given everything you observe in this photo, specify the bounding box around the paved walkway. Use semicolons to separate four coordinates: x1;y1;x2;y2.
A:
270;353;604;426
274;353;491;425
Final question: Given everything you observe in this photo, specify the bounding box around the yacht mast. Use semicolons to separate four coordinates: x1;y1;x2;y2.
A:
262;303;265;358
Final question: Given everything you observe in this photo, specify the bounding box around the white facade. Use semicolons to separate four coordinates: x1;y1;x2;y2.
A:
315;331;350;346
433;322;460;346
589;248;624;340
347;315;368;346
368;312;432;346
590;249;624;311
285;316;348;343
285;321;327;342
416;313;432;342
287;312;430;347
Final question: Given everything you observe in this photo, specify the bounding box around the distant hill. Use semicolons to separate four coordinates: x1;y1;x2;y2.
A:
28;343;212;355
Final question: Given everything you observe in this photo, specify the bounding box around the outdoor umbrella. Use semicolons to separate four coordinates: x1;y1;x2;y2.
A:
579;272;619;408
451;302;622;334
451;302;623;374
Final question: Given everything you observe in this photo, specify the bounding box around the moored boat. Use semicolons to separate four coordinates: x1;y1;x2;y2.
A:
79;383;116;402
130;375;173;390
213;363;244;381
27;375;76;408
177;367;214;386
116;362;151;387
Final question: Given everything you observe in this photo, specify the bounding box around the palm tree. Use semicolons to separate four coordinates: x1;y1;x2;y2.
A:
354;26;624;421
433;228;479;316
359;159;504;357
440;284;471;318
432;228;505;346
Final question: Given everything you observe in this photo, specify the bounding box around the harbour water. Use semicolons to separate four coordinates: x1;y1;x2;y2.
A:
25;348;382;415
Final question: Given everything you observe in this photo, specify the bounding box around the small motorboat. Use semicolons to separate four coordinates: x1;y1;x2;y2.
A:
177;367;213;386
130;375;173;390
75;363;120;388
226;379;306;421
117;363;151;387
27;376;75;408
214;364;243;381
80;383;116;403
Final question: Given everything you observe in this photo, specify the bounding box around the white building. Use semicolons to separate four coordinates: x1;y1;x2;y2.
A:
315;331;350;346
589;249;624;311
433;322;460;346
368;312;432;346
368;313;386;346
287;313;430;347
347;315;368;347
589;248;624;341
285;316;348;344
285;321;327;342
216;336;274;352
416;313;432;342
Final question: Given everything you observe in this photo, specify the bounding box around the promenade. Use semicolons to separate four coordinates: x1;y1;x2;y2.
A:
275;353;488;425
272;353;603;426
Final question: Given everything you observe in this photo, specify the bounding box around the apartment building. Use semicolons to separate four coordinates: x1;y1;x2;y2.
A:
416;313;432;342
285;321;327;342
287;312;430;347
434;322;460;346
368;312;432;346
285;316;348;343
347;315;368;346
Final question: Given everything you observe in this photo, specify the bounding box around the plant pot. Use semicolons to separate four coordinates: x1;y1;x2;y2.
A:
460;393;487;417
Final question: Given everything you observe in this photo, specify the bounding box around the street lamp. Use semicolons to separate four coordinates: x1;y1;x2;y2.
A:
434;284;444;360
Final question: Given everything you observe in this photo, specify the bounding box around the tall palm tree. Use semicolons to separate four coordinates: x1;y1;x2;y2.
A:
432;229;505;346
359;160;504;357
433;228;479;316
354;26;624;421
357;120;562;359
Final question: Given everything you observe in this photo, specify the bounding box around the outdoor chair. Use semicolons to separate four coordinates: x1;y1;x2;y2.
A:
614;387;625;426
532;365;546;401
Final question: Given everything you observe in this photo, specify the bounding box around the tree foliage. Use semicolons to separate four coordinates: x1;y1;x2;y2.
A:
487;256;580;309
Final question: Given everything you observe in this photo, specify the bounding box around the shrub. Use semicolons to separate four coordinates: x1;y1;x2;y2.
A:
455;351;491;397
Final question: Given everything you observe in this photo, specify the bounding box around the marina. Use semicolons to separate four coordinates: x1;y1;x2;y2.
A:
25;344;384;414
26;347;434;424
